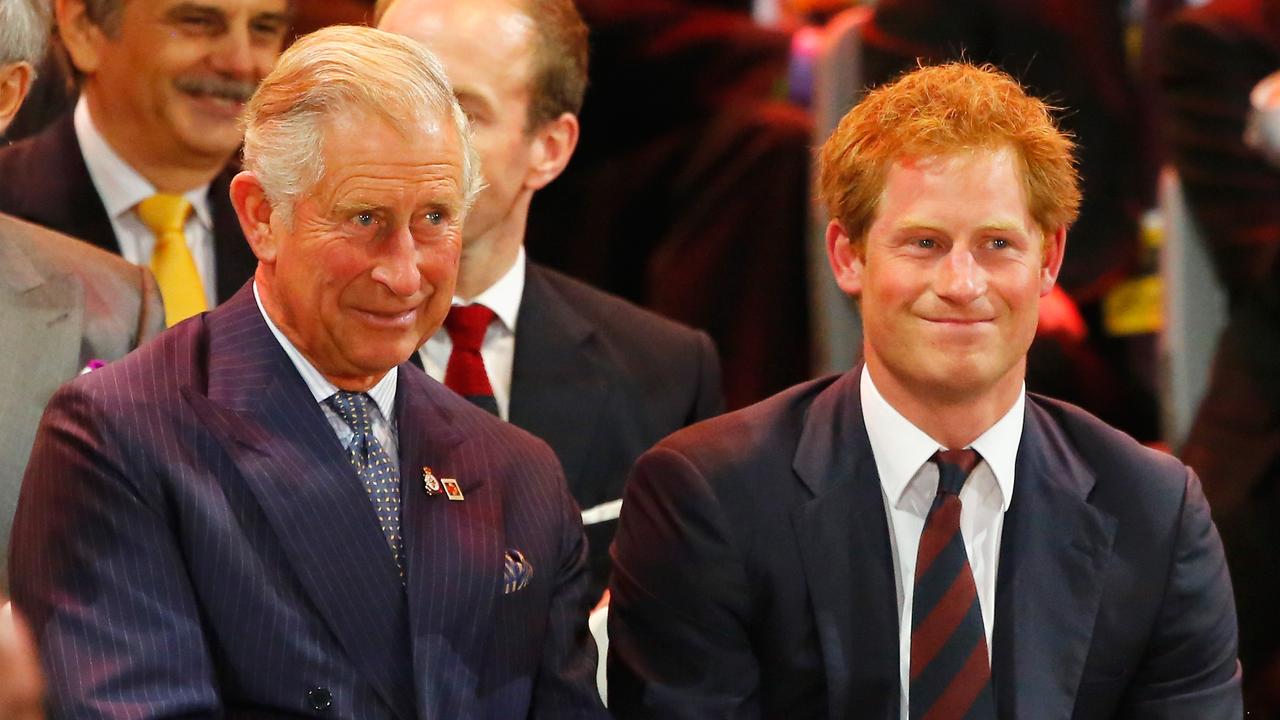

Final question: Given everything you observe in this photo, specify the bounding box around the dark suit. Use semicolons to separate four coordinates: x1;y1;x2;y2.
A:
509;262;723;600
1161;0;1280;711
608;371;1241;718
0;212;164;593
0;112;256;303
9;285;607;719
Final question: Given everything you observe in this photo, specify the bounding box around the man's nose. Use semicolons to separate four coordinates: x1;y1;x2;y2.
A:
370;227;422;297
210;25;256;78
934;247;985;303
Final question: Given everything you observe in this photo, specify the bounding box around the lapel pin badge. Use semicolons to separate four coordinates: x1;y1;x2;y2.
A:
442;478;464;502
422;467;443;496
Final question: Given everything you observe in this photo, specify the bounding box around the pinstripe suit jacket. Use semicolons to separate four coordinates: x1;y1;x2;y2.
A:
9;285;607;719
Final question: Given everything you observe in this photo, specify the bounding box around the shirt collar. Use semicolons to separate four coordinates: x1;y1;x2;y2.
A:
861;366;1022;512
253;282;398;421
74;96;214;231
454;245;525;331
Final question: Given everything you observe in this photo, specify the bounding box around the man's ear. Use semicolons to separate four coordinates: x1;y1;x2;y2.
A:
826;219;864;297
0;62;33;135
56;0;106;75
229;171;280;264
1039;224;1067;296
524;112;579;191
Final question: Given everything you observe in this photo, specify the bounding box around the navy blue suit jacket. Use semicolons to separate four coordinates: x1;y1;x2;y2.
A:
608;371;1241;718
10;285;608;719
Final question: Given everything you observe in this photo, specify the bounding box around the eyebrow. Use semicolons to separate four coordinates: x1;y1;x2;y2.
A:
891;219;1029;235
163;2;293;27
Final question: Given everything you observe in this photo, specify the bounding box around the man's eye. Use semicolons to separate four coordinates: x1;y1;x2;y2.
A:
425;211;443;226
354;212;376;227
915;238;936;249
990;237;1010;249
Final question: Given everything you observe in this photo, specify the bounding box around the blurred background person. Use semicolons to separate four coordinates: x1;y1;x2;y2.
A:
528;0;813;410
377;0;725;606
0;0;291;327
0;0;163;593
1162;0;1280;714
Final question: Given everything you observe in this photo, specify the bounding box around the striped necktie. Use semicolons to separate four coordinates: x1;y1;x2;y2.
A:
910;448;996;720
137;193;207;326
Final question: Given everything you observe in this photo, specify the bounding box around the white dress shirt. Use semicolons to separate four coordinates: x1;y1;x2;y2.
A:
860;366;1024;719
419;246;524;420
74;97;218;308
254;283;399;465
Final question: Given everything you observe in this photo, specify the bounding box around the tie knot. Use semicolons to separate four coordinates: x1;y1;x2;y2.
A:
444;304;495;352
137;194;192;235
931;448;981;495
326;391;374;434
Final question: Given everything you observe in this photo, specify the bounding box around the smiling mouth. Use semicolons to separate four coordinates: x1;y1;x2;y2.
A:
356;308;419;328
924;317;993;324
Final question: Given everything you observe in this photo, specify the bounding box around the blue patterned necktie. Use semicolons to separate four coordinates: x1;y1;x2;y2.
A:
909;448;996;720
327;391;403;573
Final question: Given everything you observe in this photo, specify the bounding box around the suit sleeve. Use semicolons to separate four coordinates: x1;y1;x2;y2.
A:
9;381;221;719
690;331;725;423
1119;468;1242;718
531;472;612;718
1161;13;1280;313
608;445;760;719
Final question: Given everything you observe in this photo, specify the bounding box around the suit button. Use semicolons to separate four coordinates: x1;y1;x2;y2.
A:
307;687;332;712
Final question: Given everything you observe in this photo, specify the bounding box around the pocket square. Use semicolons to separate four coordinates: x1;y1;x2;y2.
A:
503;549;533;594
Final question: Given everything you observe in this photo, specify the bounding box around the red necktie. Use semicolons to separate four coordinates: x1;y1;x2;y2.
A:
443;304;499;416
910;449;996;720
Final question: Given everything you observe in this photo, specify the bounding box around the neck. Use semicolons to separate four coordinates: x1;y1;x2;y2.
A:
85;91;229;194
456;213;527;301
866;357;1023;449
255;269;381;392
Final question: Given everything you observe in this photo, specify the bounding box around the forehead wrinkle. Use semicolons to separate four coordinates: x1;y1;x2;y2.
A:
326;163;463;208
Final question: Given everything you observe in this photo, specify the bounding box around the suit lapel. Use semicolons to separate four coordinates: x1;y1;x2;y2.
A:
991;399;1117;719
182;288;416;720
396;371;504;718
791;372;900;720
508;263;609;495
29;114;120;254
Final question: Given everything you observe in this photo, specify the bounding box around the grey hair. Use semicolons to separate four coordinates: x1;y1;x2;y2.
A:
0;0;52;66
241;24;483;225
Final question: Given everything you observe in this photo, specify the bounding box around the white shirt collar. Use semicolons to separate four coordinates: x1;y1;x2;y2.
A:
455;245;525;330
861;365;1022;512
253;282;398;420
73;96;213;231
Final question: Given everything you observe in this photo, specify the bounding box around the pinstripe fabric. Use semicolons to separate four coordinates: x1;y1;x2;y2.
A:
9;284;608;719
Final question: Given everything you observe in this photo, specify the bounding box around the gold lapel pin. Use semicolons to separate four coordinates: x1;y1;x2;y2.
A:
422;466;443;496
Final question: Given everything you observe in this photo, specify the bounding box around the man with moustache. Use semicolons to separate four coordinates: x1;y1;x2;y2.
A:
377;0;723;604
608;63;1241;718
0;0;290;327
10;26;607;718
0;0;163;592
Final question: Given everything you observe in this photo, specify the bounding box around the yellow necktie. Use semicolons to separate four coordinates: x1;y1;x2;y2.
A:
137;194;208;326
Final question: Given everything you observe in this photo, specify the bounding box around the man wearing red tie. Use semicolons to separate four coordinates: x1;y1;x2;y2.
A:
378;0;725;604
608;63;1241;719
